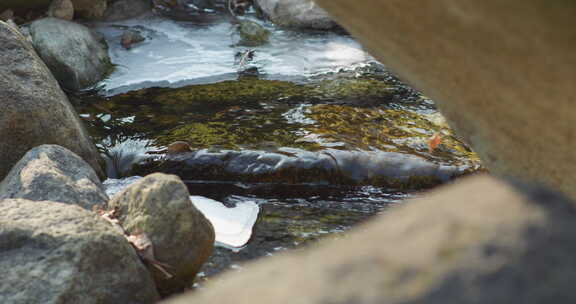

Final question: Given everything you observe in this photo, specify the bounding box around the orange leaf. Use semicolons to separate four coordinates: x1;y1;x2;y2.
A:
428;132;442;153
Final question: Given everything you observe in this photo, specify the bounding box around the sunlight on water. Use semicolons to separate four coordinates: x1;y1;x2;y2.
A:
94;14;374;94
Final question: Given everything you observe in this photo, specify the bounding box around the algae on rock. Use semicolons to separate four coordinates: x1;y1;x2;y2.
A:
77;74;481;187
306;104;480;166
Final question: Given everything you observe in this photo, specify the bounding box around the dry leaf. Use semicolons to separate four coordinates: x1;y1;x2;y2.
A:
96;207;175;279
98;207;124;234
127;233;174;279
428;132;442;153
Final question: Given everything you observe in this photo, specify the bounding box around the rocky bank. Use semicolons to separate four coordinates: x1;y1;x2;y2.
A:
2;0;572;303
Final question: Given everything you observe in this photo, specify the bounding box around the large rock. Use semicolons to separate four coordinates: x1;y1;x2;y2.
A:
30;17;112;91
256;0;336;30
0;145;108;210
312;0;576;199
164;175;576;303
109;173;215;296
0;21;104;180
0;199;160;304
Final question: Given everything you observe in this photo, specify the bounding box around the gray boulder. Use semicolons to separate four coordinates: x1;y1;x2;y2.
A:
30;17;112;91
109;173;215;296
164;175;576;304
0;145;108;210
0;21;104;181
256;0;336;30
0;199;160;304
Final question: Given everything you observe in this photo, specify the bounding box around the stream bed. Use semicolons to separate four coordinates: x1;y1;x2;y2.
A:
73;11;482;284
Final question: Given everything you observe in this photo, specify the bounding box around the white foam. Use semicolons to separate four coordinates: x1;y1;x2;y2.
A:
189;196;259;250
93;15;374;93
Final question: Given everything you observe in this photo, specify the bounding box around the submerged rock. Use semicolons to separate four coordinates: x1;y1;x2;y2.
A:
255;0;337;30
79;77;401;150
30;17;112;91
237;20;270;46
153;148;476;189
0;20;104;180
305;104;478;165
0;199;159;304
73;79;313;149
109;173;215;296
0;145;108;210
78;75;480;188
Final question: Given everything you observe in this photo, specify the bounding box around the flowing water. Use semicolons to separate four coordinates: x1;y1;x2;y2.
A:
93;13;374;95
80;12;481;282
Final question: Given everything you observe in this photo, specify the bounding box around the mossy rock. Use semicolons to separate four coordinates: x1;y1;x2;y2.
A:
77;76;481;184
156;120;321;151
98;76;396;109
306;104;480;166
79;77;479;159
310;78;397;103
237;20;270;47
106;79;307;108
78;77;398;149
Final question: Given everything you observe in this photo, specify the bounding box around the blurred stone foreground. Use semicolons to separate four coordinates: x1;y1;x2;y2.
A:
165;0;576;303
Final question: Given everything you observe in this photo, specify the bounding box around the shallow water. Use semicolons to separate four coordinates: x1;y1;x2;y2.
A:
187;180;409;281
93;14;374;95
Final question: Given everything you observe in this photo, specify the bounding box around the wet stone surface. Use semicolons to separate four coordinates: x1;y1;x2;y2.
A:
74;65;481;188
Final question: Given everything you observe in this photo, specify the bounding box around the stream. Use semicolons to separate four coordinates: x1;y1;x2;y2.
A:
73;11;482;284
93;14;372;95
